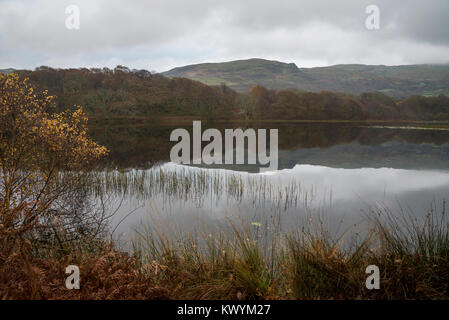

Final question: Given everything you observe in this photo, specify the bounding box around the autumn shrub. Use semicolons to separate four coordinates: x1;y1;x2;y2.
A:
0;73;108;246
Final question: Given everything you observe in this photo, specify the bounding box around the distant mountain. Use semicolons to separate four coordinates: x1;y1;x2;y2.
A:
0;68;15;74
163;58;449;97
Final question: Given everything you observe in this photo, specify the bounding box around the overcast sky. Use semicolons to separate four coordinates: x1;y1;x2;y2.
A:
1;0;449;72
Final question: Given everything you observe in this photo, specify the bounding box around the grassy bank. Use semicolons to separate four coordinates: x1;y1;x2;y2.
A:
2;206;448;300
130;206;449;300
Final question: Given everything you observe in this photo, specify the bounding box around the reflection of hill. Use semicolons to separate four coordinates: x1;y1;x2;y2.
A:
278;141;449;170
90;122;449;170
277;125;449;169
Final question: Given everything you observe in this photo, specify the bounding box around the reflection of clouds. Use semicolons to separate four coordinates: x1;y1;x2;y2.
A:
272;165;449;201
162;162;449;201
165;162;449;199
110;163;449;240
137;163;449;225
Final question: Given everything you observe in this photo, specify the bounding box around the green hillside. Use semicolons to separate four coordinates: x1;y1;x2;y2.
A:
0;68;15;74
163;58;449;97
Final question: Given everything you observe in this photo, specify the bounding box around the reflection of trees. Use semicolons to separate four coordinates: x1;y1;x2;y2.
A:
358;128;449;146
270;124;449;150
274;124;363;149
90;122;449;170
89;123;175;169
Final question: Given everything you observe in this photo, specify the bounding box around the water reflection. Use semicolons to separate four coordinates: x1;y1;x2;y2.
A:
103;163;449;241
87;122;449;242
90;122;449;170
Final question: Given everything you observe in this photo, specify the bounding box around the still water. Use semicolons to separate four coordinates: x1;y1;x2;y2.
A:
89;122;449;242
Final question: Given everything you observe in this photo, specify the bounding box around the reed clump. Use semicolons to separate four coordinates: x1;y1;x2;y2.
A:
130;206;449;300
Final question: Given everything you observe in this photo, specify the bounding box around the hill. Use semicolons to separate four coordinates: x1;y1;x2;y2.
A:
0;68;15;74
163;58;449;97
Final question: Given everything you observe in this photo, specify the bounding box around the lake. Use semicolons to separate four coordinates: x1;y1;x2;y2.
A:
88;122;449;245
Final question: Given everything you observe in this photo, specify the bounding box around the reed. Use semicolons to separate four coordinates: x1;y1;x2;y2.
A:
129;205;449;299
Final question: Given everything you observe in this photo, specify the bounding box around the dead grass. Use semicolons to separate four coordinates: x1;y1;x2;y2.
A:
0;236;169;300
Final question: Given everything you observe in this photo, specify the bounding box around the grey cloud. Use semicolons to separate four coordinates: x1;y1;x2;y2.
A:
0;0;448;71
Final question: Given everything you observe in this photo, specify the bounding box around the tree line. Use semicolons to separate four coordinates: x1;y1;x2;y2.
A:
247;85;449;121
12;66;449;121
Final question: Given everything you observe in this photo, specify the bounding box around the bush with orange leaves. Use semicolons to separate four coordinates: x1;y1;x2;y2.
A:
0;73;108;242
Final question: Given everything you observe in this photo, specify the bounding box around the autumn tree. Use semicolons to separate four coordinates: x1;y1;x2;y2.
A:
0;73;108;244
273;90;307;119
236;94;256;122
250;85;275;120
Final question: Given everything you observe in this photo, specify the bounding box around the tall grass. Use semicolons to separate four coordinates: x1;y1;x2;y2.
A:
365;203;449;299
2;200;447;299
130;206;449;300
132;217;281;299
